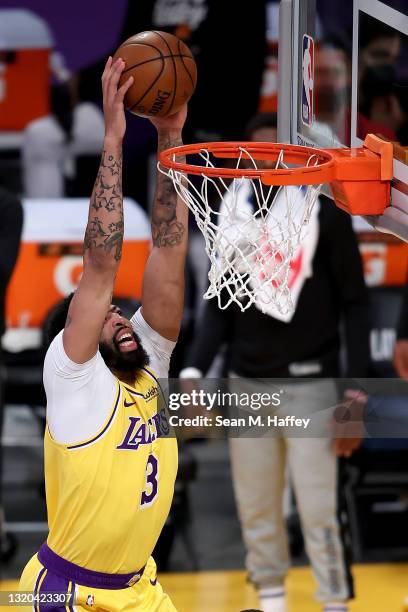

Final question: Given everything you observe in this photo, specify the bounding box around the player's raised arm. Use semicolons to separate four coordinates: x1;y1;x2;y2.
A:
63;57;133;363
141;106;189;341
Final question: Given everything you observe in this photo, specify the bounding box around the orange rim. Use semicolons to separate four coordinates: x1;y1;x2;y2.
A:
159;141;336;185
159;136;394;215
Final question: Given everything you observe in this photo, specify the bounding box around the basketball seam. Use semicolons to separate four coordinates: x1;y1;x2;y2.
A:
152;30;177;116
120;42;164;53
122;54;193;75
177;39;195;88
129;56;166;113
119;41;165;76
119;40;167;113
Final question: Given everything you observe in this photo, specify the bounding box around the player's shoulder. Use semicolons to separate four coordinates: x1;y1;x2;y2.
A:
44;329;64;363
44;329;107;379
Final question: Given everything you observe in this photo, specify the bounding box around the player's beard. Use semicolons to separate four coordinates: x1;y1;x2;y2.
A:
99;331;150;374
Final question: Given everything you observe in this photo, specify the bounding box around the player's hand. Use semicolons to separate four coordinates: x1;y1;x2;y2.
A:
394;340;408;381
331;389;367;458
148;104;188;133
102;56;133;142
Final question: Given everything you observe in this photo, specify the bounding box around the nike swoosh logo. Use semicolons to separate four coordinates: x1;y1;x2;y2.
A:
124;400;136;407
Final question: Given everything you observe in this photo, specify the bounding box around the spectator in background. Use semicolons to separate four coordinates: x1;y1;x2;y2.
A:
22;53;105;198
357;16;406;142
359;16;401;73
393;280;408;381
0;187;23;560
180;114;371;612
314;35;352;145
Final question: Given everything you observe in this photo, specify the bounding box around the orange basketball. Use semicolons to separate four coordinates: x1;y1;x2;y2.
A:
113;30;197;118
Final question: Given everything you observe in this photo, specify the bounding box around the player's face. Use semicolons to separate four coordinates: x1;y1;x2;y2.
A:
101;306;137;352
99;305;149;373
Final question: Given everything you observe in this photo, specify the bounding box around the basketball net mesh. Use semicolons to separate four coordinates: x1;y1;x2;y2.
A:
159;147;322;314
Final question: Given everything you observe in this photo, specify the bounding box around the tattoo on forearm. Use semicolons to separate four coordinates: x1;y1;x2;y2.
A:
84;150;124;262
152;135;186;248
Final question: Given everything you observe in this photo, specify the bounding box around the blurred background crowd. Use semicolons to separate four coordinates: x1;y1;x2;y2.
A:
0;0;408;610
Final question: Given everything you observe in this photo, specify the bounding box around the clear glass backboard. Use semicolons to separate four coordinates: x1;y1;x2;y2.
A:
278;0;408;241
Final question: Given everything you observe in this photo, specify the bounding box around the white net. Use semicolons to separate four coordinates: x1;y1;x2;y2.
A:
159;146;323;314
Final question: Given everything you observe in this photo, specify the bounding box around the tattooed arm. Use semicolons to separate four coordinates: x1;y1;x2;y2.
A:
63;57;133;363
141;107;189;341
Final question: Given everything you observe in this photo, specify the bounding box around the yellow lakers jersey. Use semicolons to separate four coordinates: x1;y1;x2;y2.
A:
44;366;178;574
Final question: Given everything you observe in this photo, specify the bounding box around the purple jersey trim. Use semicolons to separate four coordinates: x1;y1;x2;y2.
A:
33;566;46;606
69;581;76;612
67;383;121;450
36;566;71;611
124;386;145;398
38;543;145;590
142;367;158;383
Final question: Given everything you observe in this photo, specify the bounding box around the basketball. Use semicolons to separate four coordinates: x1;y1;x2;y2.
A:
113;30;197;118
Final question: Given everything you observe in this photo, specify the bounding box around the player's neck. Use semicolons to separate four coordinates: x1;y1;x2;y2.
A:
111;368;138;387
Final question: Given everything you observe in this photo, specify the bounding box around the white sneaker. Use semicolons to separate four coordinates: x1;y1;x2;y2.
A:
259;587;287;612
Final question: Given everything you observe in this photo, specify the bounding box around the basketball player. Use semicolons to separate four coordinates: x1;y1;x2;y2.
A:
19;56;188;610
181;114;370;612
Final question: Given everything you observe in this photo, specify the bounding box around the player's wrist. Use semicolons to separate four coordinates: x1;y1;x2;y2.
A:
103;134;123;149
156;127;183;138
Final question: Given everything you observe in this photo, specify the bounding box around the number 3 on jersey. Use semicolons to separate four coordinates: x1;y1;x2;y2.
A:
141;454;158;507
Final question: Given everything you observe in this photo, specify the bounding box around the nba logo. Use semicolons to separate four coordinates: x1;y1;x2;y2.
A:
301;34;314;127
86;595;94;606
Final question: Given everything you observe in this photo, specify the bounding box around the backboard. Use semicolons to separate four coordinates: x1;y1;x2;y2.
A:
278;0;408;242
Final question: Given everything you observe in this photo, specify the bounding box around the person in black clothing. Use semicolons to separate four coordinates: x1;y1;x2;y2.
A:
180;114;370;612
0;187;23;560
393;280;408;611
394;280;408;381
